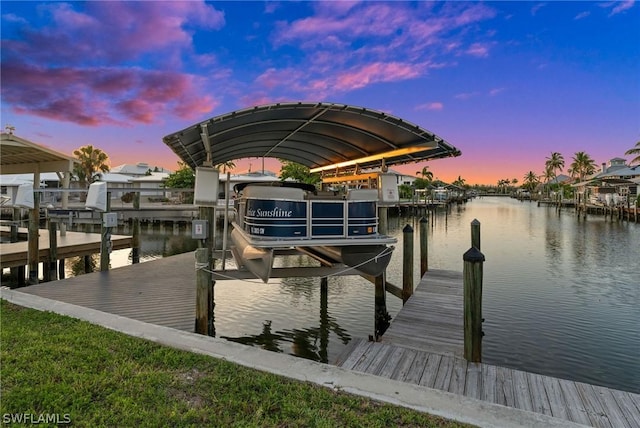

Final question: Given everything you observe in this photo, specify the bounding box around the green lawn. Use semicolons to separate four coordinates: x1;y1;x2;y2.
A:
1;301;471;427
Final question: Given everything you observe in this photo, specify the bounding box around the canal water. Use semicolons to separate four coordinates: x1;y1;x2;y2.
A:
105;197;639;393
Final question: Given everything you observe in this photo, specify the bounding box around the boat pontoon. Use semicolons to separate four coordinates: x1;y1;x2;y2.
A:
230;182;396;282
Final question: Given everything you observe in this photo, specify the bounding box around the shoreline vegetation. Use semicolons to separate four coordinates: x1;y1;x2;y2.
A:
0;301;471;427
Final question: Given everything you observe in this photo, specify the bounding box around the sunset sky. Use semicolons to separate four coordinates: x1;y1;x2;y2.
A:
1;1;638;184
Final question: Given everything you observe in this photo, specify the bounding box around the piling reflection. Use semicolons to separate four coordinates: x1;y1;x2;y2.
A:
221;284;350;363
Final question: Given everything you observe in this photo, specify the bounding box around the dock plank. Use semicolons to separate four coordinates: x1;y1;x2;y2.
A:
465;362;482;400
559;380;593;426
528;372;553;417
481;363;497;403
495;366;516;407
576;382;614;428
432;354;454;391
403;350;429;385
542;374;570;421
389;348;418;382
512;369;533;412
418;353;442;389
606;389;640;428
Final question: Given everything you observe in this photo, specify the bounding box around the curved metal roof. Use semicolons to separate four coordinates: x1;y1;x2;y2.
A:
1;133;77;174
162;102;460;173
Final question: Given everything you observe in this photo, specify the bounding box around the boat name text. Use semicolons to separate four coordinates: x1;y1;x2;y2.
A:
247;207;293;218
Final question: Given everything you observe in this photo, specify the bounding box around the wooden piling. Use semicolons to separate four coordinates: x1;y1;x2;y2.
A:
48;221;58;281
402;224;414;304
463;246;485;363
11;208;19;242
58;258;65;279
195;248;214;335
378;206;388;235
320;276;329;363
132;192;140;264
28;173;40;284
100;192;112;272
419;217;428;275
374;273;390;340
471;219;481;250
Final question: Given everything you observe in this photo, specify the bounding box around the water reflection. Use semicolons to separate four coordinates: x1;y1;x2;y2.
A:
222;283;351;363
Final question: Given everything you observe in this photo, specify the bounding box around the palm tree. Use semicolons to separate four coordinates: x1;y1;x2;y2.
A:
544;152;565;183
416;166;434;181
523;171;539;192
569;151;597;182
73;145;110;189
452;175;466;187
625;141;640;165
215;160;236;173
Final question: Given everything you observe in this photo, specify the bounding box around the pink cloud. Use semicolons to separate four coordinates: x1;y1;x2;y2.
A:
1;62;217;126
417;102;444;111
466;43;490;58
8;1;224;66
335;62;422;91
489;87;506;96
1;1;224;126
455;92;480;100
270;2;498;97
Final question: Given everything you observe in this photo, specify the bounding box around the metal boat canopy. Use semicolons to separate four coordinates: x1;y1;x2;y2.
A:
163;102;460;174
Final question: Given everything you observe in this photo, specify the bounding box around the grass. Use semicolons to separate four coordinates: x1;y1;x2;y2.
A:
1;301;472;427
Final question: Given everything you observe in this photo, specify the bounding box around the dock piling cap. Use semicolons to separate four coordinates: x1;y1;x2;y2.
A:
463;246;485;262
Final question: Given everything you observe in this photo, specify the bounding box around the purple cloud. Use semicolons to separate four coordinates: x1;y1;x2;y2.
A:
600;0;635;16
264;2;497;97
1;1;223;126
1;62;217;126
466;43;491;58
417;102;444;111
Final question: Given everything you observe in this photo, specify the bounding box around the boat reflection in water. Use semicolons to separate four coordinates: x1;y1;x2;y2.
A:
229;182;396;283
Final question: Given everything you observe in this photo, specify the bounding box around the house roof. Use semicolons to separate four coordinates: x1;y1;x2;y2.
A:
130;172;169;183
162;102;460;175
1;133;77;174
111;163;172;175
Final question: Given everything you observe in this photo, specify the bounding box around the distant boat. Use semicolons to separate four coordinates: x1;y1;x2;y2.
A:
229;182;396;282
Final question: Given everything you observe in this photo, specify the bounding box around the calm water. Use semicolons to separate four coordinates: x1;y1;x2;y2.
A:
108;197;639;393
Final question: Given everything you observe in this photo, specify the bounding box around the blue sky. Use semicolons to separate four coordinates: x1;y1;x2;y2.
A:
1;1;638;183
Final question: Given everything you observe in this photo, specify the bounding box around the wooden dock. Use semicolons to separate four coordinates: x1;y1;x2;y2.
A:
336;269;640;428
380;269;463;357
0;227;132;269
8;257;640;427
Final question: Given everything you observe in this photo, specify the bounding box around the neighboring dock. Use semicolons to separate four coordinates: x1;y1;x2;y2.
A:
0;227;132;270
336;269;640;428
